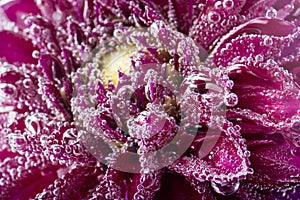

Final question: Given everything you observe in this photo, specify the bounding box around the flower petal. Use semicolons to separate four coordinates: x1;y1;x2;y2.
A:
154;171;214;200
34;162;104;199
0;31;37;64
190;0;247;50
246;130;300;185
1;0;40;27
0;154;59;199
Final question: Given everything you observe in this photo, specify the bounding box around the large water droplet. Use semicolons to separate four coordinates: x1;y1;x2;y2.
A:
211;180;240;195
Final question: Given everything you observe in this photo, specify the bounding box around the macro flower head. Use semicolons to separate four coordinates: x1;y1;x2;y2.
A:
0;0;300;199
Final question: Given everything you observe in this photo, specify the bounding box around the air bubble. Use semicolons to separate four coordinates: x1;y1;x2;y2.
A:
266;7;277;18
243;150;251;157
263;37;273;46
52;11;62;22
255;54;264;62
63;129;78;145
32;50;40;59
211;180;240;195
51;144;62;156
113;29;124;40
0;83;18;100
25;113;45;135
224;93;238;107
8;134;26;151
223;0;234;9
208;11;221;23
23;78;33;89
150;21;165;37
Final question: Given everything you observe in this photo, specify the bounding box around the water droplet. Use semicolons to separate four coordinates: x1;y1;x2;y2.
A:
22;78;33;89
0;83;18;100
223;0;234;9
32;50;40;59
255;54;264;62
52;11;62;22
266;7;277;18
208;11;221;23
211;180;240;195
150;21;165;37
224;93;238;107
113;29;124;40
63;129;78;145
51;144;62;156
8;134;26;151
263;37;273;46
25;113;45;135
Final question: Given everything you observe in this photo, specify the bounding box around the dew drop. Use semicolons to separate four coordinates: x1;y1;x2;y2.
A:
255;54;264;62
51;144;62;156
263;37;273;46
211;180;240;195
52;11;62;22
8;133;26;151
0;83;18;100
150;21;164;37
25;113;45;135
224;93;238;107
266;7;277;18
113;29;124;40
223;0;234;9
32;50;40;59
208;11;221;23
22;78;33;89
63;129;78;145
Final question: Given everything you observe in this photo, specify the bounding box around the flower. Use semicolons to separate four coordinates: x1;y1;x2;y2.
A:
0;0;300;199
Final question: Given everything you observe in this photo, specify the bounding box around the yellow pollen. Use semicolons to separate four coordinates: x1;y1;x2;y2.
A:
100;46;136;86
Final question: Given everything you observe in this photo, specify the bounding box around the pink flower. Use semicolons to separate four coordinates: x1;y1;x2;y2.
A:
0;0;299;199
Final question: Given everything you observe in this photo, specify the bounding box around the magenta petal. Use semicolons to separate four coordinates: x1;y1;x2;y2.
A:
154;172;214;200
246;131;300;185
128;171;162;199
217;17;296;44
35;162;104;199
0;155;59;199
212;18;296;67
236;88;300;122
240;0;277;17
40;54;66;84
0;31;37;64
190;0;247;50
39;80;72;120
172;0;205;34
2;0;40;27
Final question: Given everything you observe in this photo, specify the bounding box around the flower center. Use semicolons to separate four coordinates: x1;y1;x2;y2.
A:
98;45;137;86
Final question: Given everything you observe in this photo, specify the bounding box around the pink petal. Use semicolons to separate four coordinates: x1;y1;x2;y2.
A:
1;0;40;27
154;172;214;200
0;31;37;64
